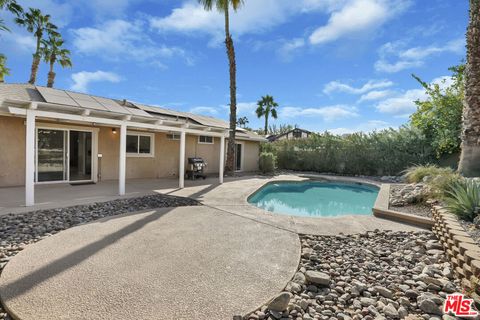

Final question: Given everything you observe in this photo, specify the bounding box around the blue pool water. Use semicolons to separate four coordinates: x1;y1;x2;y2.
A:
248;181;379;217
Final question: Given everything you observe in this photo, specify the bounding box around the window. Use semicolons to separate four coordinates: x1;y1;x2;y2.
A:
126;132;154;157
167;133;180;140
198;135;214;144
293;130;302;138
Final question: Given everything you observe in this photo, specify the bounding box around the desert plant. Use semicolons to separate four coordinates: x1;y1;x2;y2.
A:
259;152;275;174
403;165;455;183
444;179;480;221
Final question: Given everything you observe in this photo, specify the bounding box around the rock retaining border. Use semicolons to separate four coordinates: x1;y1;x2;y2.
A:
431;205;480;301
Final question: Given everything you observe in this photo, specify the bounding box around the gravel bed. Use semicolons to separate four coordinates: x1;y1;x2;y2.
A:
248;230;461;320
459;220;480;245
389;204;433;218
389;184;432;218
0;194;199;320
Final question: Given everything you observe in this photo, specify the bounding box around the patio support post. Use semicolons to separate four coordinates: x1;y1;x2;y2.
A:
119;123;127;195
219;135;225;184
179;130;186;189
25;110;35;206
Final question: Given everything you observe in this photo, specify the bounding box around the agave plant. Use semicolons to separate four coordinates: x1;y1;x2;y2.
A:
444;179;480;221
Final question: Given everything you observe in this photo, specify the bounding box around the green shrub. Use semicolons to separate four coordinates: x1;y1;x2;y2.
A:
445;179;480;221
259;152;276;174
271;126;435;176
402;164;463;198
403;164;454;183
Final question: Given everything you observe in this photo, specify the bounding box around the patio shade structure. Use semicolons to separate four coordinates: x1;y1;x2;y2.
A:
2;91;230;207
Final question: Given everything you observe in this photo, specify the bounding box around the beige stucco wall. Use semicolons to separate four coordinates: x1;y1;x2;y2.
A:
242;140;260;172
0;116;26;187
0;116;261;187
97;129;224;181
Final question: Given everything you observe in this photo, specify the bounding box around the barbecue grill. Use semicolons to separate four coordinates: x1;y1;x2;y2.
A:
186;157;207;180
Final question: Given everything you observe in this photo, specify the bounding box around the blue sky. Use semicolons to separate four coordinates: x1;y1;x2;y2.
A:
0;0;468;133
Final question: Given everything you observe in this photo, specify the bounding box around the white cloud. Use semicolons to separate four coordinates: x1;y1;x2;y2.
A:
309;0;409;45
0;32;35;53
327;120;390;135
432;76;456;91
281;105;359;121
71;19;191;67
278;38;306;61
323;79;393;95
358;90;394;102
375;89;426;115
189;106;218;115
70;71;122;93
375;38;465;73
150;0;297;42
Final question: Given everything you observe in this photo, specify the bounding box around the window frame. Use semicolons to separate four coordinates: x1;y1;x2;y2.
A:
126;131;155;157
166;133;181;141
198;135;214;145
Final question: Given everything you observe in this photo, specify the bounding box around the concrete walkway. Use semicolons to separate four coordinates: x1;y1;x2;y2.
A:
0;174;424;320
159;174;423;235
0;206;300;320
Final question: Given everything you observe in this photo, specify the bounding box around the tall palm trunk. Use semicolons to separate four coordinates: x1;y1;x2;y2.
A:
264;112;269;135
29;36;41;84
47;57;55;88
459;0;480;177
224;4;237;174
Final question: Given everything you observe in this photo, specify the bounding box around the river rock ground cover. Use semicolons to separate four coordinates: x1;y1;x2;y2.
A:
0;194;199;320
249;230;461;320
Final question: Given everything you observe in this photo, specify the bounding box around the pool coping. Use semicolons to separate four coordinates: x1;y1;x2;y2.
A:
372;184;434;229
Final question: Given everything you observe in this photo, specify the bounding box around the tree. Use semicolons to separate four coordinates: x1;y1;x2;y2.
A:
459;0;480;177
198;0;243;174
410;64;465;158
15;8;59;85
237;116;249;128
40;35;72;88
0;54;9;83
256;95;279;135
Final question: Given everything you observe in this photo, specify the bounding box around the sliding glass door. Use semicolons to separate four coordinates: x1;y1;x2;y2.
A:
36;128;93;183
69;131;92;181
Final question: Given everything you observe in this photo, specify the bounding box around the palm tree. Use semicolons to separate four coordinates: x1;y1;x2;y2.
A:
256;95;279;135
15;8;59;85
198;0;243;174
0;0;22;16
0;0;23;33
0;54;9;83
41;35;72;87
458;0;480;177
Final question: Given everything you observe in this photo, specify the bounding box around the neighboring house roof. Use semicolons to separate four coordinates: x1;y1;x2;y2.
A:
267;128;312;142
0;83;264;141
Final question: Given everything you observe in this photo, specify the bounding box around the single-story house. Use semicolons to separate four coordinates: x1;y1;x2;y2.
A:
267;128;312;142
0;84;266;206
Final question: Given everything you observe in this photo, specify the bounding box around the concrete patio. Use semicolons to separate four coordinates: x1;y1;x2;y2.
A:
0;174;426;320
0;177;224;215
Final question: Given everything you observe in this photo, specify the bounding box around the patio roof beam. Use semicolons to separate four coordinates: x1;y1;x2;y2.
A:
7;106;225;138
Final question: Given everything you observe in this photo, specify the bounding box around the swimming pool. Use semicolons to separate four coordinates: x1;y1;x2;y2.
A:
248;181;379;217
